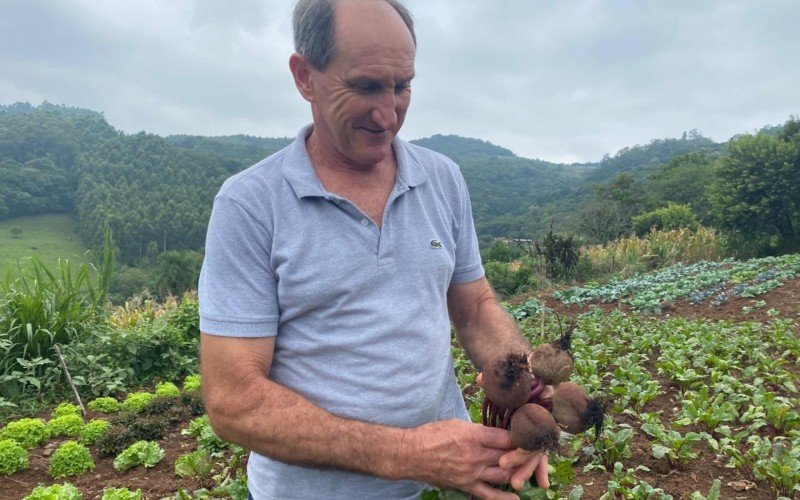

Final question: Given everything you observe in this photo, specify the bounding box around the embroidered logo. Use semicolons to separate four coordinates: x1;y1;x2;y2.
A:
429;239;443;249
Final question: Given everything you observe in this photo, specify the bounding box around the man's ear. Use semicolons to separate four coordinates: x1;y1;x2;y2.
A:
289;53;315;103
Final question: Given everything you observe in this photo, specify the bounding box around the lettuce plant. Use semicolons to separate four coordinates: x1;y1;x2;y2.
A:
0;418;49;449
47;414;85;438
182;374;201;393
120;392;156;413
174;449;213;478
52;402;82;418
0;438;28;475
154;381;181;398
79;419;111;446
113;440;165;471
87;397;121;413
49;441;95;478
101;487;142;500
23;483;82;500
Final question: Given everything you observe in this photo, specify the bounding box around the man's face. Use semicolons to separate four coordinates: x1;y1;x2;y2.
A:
306;1;416;169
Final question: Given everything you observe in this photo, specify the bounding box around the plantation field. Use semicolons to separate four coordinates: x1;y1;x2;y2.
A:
1;256;799;499
0;214;90;276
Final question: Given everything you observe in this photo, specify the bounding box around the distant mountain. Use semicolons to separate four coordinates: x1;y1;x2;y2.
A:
411;134;515;159
165;134;292;167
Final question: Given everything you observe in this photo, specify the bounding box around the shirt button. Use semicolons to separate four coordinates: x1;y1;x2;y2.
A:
360;218;369;226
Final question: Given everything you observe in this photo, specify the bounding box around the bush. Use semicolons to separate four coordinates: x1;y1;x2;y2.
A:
49;441;94;478
155;381;181;398
24;483;82;500
0;418;49;448
47;414;85;438
633;203;699;236
113;440;165;471
484;261;535;297
101;487;142;500
0;438;28;474
182;374;201;393
536;229;580;280
87;396;121;413
51;402;82;418
79;419;111;446
121;392;156;413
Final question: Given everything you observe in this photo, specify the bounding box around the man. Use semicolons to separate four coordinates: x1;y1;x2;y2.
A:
198;0;549;498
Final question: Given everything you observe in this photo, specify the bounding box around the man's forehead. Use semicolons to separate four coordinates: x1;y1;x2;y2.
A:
333;0;415;55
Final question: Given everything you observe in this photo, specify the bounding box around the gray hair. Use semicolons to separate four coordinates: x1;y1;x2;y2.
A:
293;0;416;71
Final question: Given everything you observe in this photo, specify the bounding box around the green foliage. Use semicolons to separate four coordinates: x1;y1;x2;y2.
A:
49;441;94;478
79;419;110;446
87;396;120;413
709;125;800;252
51;402;81;418
182;391;205;416
10;226;22;238
120;392;156;413
47;414;85;438
484;261;534;297
641;422;706;469
535;228;580;279
0;438;28;474
632;204;699;236
480;241;526;263
183;374;201;393
0;214;89;276
155;381;181;398
174;449;214;478
23;482;83;500
113;440;165;471
0;417;49;448
101;488;142;500
645;152;715;222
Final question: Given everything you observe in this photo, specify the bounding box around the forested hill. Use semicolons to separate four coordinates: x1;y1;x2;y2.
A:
1;101;748;261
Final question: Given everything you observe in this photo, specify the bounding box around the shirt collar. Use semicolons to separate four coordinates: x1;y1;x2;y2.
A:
283;124;428;200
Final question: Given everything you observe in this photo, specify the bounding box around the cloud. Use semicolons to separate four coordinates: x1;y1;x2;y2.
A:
2;0;798;162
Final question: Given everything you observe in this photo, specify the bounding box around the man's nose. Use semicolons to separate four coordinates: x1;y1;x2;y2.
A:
370;91;398;130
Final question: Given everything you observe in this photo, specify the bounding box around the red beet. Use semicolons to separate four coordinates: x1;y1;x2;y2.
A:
509;403;561;452
482;352;533;410
551;381;606;438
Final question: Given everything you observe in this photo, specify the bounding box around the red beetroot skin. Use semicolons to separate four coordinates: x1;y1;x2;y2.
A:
482;352;533;410
509;403;561;452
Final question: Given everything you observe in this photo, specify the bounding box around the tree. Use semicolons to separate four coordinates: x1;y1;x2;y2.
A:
709;128;799;252
10;226;22;238
645;152;715;222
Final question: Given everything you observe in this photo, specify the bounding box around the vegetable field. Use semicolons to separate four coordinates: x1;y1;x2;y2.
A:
1;255;799;499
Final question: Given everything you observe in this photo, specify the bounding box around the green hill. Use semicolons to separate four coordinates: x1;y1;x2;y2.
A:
0;214;90;276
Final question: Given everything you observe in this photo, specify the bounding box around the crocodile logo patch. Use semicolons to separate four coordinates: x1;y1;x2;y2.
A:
429;239;443;249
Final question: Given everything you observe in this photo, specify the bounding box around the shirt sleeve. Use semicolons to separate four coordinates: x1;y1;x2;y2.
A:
451;167;485;284
198;193;279;337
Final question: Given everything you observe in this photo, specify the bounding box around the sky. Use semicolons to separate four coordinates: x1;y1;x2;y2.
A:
1;0;799;164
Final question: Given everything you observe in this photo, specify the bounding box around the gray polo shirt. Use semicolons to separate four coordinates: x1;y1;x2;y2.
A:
199;125;484;499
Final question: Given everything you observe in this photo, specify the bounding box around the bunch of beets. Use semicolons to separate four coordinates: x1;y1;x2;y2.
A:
480;321;605;453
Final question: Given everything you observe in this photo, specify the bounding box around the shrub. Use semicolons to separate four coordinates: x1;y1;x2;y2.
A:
79;419;111;446
536;229;580;280
484;261;535;297
47;414;85;438
633;203;699;236
49;441;94;478
101;487;142;500
0;438;28;474
113;440;165;471
121;392;156;413
23;483;82;500
182;374;201;393
174;449;213;478
87;396;121;413
0;418;49;448
52;402;82;418
155;381;181;398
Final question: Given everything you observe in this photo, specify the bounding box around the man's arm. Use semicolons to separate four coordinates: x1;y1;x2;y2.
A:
447;277;550;491
201;333;528;499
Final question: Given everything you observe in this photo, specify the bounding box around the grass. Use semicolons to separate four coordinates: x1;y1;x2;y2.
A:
0;214;90;277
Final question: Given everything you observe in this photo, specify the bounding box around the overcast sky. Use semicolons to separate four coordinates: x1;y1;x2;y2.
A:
2;1;798;163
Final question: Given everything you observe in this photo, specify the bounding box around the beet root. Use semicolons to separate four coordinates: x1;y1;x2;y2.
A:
551;381;606;438
509;403;561;452
529;343;574;386
482;352;534;410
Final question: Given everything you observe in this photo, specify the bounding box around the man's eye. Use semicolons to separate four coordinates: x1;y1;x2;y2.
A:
395;83;411;92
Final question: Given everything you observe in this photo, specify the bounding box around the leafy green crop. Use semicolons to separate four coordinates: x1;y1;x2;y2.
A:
113;440;165;471
87;396;120;413
0;417;49;449
79;419;110;446
182;374;201;393
101;487;142;500
154;381;181;398
49;441;94;478
120;392;156;413
51;402;82;418
0;438;28;474
23;483;82;500
47;414;85;438
174;449;213;478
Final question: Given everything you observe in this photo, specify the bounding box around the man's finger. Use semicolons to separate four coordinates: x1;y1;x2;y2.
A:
498;448;534;469
478;465;511;485
477;425;516;450
470;481;520;500
476;372;484;388
510;453;549;491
